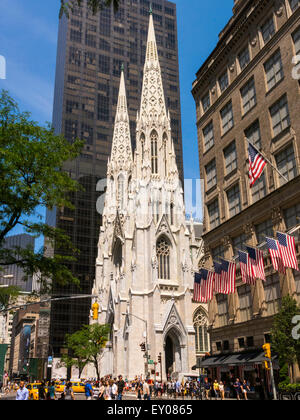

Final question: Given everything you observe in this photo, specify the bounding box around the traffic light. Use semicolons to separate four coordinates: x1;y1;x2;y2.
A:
262;343;271;360
158;353;162;364
92;302;99;320
264;361;270;371
140;342;146;352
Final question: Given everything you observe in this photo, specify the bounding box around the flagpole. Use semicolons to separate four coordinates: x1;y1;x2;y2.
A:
245;137;289;183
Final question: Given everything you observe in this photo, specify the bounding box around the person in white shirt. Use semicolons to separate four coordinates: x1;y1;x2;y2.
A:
16;382;29;400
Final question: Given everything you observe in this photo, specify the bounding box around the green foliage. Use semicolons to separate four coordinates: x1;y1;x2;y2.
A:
64;324;111;380
0;285;20;309
278;382;300;393
271;295;300;369
0;90;84;296
59;0;120;18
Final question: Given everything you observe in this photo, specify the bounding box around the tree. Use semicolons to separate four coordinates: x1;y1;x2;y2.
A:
64;324;110;381
59;0;120;18
0;90;84;299
271;295;300;382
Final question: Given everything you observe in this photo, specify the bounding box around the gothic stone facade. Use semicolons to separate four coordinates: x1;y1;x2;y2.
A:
91;14;206;381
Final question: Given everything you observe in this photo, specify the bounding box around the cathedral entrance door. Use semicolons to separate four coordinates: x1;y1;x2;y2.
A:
165;329;182;379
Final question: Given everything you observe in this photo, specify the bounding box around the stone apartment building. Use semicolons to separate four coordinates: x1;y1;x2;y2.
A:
192;0;300;385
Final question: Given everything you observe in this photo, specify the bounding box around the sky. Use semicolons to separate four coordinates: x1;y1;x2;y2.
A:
0;0;233;248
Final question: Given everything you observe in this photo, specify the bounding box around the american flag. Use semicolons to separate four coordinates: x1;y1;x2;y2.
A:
193;269;214;303
266;237;286;274
276;232;299;271
238;250;256;285
248;143;267;187
246;246;266;281
220;258;236;294
213;261;224;294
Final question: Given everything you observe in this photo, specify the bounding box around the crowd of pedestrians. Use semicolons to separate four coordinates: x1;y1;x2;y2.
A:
1;374;255;401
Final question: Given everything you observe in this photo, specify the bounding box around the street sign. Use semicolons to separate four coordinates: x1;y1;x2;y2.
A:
148;360;154;365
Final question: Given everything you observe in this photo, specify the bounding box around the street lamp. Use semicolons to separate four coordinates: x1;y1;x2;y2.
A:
122;312;149;379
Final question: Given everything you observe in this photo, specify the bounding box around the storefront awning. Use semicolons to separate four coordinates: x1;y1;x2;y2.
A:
200;351;277;368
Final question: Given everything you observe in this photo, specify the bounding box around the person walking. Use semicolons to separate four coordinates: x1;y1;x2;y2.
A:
48;381;57;400
98;381;105;400
85;380;94;400
64;382;75;400
242;380;250;400
38;382;47;401
233;378;242;400
219;381;225;400
213;379;219;400
203;378;211;400
143;380;150;400
16;381;29;400
117;375;125;400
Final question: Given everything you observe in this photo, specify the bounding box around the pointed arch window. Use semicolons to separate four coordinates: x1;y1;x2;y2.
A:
118;174;125;210
151;130;158;174
157;237;170;280
193;308;209;353
140;133;145;163
163;132;168;177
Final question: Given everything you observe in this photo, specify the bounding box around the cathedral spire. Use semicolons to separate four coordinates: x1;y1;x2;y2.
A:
109;67;133;173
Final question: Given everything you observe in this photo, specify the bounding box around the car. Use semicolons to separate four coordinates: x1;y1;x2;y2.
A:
26;383;48;400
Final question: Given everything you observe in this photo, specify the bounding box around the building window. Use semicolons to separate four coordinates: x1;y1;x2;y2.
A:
284;204;300;230
212;244;225;261
193;308;209;353
157;237;170;280
216;294;229;327
252;173;267;203
207;199;220;230
238;46;250;71
241;77;256;114
289;0;300;12
275;144;297;185
263;274;281;316
245;120;261;149
232;233;247;253
227;184;241;217
224;141;237;175
255;219;274;244
292;26;300;56
238;285;252;322
261;16;275;44
151;131;158;174
99;55;110;74
264;50;284;91
270;95;290;137
238;337;245;349
221;102;234;135
203;121;214;151
205;159;217;191
218;71;229;93
202;92;210;113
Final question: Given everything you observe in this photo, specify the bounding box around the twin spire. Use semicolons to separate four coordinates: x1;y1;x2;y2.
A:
109;12;174;176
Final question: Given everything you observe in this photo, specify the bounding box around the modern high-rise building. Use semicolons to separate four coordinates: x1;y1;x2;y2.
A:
192;0;300;386
0;234;35;293
49;0;183;357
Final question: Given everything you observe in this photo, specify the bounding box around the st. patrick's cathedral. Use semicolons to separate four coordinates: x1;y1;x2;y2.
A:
91;12;208;381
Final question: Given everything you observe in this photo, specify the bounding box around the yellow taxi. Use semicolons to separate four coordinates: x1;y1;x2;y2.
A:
55;380;86;394
26;383;48;400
